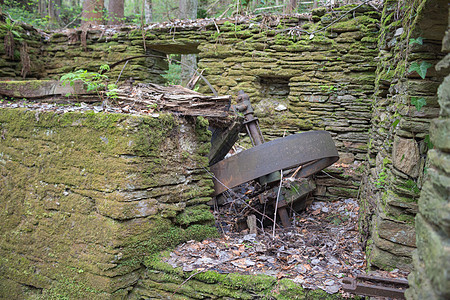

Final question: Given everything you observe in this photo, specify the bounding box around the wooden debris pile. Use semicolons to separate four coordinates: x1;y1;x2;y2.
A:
0;80;234;127
113;83;232;126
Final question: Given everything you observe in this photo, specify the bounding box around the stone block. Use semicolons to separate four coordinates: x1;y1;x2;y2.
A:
415;214;450;297
392;136;420;178
373;230;416;257
405;252;440;300
428;149;450;174
369;244;412;271
0;110;217;297
437;75;450;117
430;118;450;151
418;168;450;234
376;215;416;247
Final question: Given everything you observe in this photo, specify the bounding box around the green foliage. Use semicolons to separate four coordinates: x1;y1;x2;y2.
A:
409;37;423;45
408;61;433;79
162;56;182;85
375;159;390;188
60;64;119;100
424;134;433;149
319;85;338;93
391;118;400;128
4;0;82;29
60;69;108;93
375;168;388;188
106;83;119;100
411;96;427;111
2;18;21;39
326;213;349;225
401;179;420;194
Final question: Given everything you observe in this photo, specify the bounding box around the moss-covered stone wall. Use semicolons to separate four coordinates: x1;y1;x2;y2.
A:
359;0;448;271
0;109;217;299
42;29;168;84
138;5;381;201
130;252;343;299
0;19;168;82
406;4;450;299
0;19;45;78
198;6;381;201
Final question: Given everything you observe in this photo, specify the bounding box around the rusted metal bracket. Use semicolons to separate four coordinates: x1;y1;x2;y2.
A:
342;275;409;299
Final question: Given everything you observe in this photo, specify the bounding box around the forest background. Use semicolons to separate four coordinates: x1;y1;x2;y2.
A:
0;0;334;30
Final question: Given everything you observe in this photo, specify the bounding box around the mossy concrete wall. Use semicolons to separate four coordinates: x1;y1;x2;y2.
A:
359;0;448;272
0;109;217;299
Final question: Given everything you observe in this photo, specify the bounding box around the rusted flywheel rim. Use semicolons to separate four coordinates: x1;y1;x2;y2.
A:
210;130;339;195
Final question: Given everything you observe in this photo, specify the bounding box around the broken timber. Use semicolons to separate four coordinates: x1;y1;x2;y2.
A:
0;80;233;126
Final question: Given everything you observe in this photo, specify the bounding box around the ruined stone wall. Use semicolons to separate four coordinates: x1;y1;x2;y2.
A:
130;253;342;299
1;1;448;279
43;29;168;84
360;0;448;271
195;7;380;201
0;20;167;83
0;6;383;201
406;5;450;299
141;5;381;201
0;109;217;298
0;19;45;78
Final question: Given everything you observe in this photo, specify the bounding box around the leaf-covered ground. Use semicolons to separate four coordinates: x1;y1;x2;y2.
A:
164;197;410;296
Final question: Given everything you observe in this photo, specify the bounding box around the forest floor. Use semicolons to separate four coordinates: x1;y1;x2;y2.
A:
164;196;410;297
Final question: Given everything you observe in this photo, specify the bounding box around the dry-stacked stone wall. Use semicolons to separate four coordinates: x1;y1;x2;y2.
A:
0;19;167;83
143;5;381;201
406;4;450;299
43;29;168;84
195;7;381;201
0;18;45;78
359;0;448;271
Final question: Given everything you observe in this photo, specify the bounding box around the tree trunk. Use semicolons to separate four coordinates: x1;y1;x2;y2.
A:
81;0;104;25
285;0;297;13
180;54;197;86
107;0;124;25
144;0;153;23
48;0;62;25
179;0;198;87
134;0;140;15
38;0;48;16
179;0;197;19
